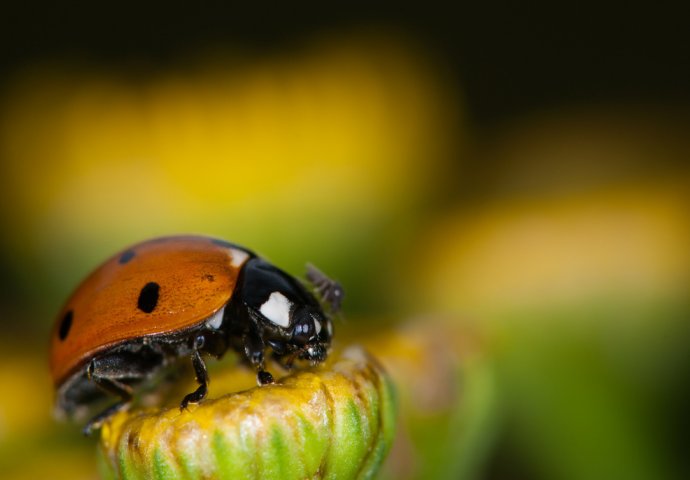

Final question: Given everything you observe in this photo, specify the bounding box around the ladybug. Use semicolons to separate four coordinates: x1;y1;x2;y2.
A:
49;235;342;434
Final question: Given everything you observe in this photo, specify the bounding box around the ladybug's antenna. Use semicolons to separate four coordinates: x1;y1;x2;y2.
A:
305;263;344;314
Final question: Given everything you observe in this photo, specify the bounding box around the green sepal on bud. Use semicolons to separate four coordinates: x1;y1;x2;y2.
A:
98;346;396;480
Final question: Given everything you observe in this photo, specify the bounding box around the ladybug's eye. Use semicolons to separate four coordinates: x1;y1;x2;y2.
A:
291;310;326;345
58;310;73;341
292;320;313;344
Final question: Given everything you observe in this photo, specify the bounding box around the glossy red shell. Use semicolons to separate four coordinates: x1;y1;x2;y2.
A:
49;236;251;387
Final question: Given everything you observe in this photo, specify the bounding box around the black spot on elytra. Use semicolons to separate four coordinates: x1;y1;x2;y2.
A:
137;282;160;313
59;310;73;341
118;250;136;264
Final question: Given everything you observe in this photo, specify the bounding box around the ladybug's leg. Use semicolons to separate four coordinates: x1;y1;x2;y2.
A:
83;349;163;435
243;327;275;386
268;342;297;371
84;361;134;435
180;335;209;410
82;379;132;436
273;351;298;371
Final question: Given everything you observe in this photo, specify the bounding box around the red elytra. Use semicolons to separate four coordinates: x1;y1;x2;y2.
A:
49;235;251;388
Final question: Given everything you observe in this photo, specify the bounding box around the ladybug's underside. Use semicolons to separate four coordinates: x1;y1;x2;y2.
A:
56;321;215;421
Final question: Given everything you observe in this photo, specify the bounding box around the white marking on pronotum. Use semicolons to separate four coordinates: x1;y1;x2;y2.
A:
228;248;250;268
260;291;292;328
206;306;225;329
313;318;322;335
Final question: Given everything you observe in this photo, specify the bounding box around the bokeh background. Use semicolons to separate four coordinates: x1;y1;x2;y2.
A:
1;3;689;479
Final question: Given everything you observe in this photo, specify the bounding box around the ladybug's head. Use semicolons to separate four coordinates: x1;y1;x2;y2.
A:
290;304;332;363
238;258;334;363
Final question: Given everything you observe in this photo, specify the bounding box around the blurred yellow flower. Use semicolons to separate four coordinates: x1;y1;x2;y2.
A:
0;35;462;284
418;182;690;318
